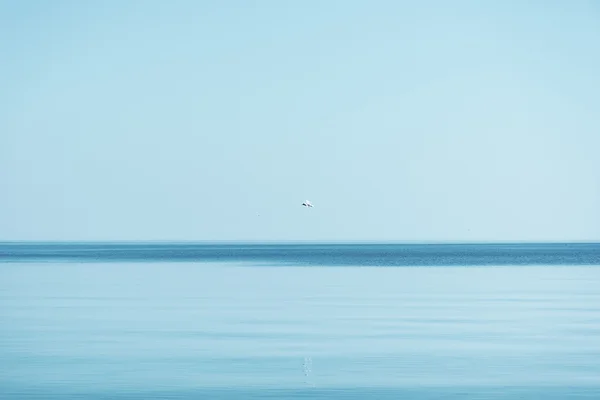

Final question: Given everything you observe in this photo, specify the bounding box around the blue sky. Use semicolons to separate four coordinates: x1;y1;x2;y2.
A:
2;0;599;242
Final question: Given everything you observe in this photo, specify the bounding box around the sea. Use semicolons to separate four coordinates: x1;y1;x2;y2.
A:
1;242;600;399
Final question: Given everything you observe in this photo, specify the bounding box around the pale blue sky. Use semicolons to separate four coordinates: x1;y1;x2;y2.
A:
2;0;599;242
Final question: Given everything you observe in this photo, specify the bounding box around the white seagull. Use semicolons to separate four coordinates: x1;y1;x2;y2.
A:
302;200;313;208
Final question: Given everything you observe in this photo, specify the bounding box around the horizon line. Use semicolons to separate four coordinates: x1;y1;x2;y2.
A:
1;240;599;245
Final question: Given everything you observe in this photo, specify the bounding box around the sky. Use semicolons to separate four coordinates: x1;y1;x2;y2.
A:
1;0;599;242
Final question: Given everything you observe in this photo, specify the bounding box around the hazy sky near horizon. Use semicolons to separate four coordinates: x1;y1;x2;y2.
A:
2;0;599;242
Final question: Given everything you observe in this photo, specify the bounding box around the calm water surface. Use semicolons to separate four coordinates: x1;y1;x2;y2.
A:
1;243;600;399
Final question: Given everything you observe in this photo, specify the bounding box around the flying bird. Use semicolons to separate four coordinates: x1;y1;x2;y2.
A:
302;200;313;208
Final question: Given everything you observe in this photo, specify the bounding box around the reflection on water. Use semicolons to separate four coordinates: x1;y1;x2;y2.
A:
1;261;600;399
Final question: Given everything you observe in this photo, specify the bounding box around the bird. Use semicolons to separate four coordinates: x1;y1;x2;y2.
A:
302;200;313;208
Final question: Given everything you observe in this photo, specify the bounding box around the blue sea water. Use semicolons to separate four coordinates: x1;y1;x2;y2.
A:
1;243;600;399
